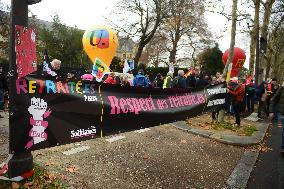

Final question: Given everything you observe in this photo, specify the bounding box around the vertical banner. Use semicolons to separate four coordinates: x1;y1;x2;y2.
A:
15;25;37;79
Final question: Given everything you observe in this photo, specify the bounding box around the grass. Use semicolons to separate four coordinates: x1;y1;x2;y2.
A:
0;164;65;189
212;121;258;136
212;121;234;130
244;126;258;136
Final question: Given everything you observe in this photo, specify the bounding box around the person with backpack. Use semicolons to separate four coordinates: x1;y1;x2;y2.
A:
133;69;149;87
269;82;284;153
173;70;187;89
163;72;173;89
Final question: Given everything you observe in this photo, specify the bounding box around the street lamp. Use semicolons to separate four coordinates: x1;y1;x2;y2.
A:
8;0;42;179
246;16;260;86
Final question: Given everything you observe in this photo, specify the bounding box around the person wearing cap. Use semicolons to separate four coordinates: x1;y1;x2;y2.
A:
227;77;245;127
163;72;173;89
269;81;284;153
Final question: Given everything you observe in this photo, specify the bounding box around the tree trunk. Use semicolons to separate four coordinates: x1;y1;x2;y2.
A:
249;0;260;75
259;0;275;81
218;0;238;123
169;43;178;64
134;43;145;66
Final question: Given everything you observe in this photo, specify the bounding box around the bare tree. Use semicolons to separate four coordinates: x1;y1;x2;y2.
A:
0;1;9;59
113;0;166;65
161;0;209;64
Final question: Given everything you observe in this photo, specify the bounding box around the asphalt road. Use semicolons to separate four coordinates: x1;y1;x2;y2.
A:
247;121;284;189
33;125;245;189
0;112;246;188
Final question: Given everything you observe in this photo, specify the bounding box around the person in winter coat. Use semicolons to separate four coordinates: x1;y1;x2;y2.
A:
133;69;149;87
104;73;116;84
163;72;173;89
228;77;245;127
173;70;187;89
269;82;284;153
154;73;164;88
257;81;268;119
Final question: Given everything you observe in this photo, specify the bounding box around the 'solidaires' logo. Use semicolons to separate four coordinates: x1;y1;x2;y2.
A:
71;126;97;139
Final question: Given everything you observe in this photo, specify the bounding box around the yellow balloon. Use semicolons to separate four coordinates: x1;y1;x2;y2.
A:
82;26;119;68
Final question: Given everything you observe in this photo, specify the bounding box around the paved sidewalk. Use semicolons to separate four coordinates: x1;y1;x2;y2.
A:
247;122;284;189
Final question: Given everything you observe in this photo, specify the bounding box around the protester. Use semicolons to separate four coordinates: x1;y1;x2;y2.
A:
153;73;164;88
269;82;284;153
66;70;77;81
121;75;130;87
266;78;278;115
133;69;149;87
257;81;268;119
163;72;174;89
104;72;116;84
196;74;210;89
186;69;197;89
245;79;255;113
227;77;245;127
211;76;219;121
0;66;7;118
43;59;62;79
115;75;121;85
173;70;187;89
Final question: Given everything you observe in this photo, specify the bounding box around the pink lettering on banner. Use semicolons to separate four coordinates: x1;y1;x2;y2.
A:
16;79;28;94
108;93;206;115
108;96;156;115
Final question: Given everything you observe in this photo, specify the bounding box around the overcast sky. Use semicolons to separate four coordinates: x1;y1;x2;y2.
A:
2;0;250;67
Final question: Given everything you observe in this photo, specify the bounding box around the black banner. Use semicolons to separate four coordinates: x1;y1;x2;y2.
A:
10;75;227;153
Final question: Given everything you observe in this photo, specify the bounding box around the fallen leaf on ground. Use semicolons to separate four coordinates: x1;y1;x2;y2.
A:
11;182;20;189
61;174;67;180
44;161;54;167
261;147;269;152
66;165;77;173
45;172;56;180
143;154;149;160
23;182;33;187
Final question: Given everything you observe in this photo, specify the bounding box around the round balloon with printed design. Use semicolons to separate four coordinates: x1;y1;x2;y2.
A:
82;26;119;81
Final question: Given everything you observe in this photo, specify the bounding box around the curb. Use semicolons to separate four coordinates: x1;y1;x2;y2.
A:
225;150;259;189
170;120;269;147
